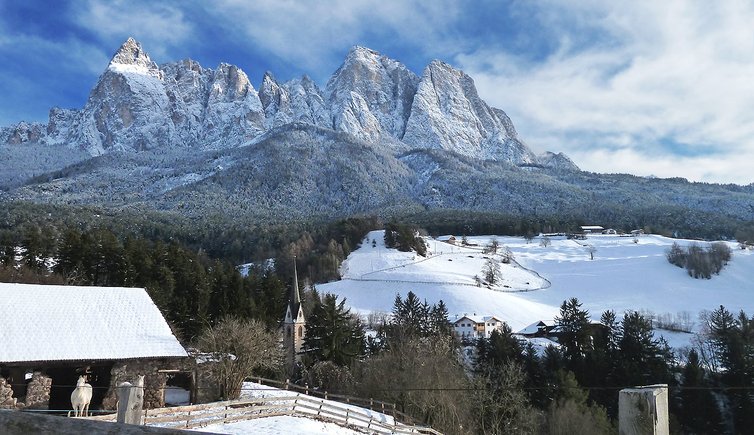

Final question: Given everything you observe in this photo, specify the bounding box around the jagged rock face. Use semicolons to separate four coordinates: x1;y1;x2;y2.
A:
161;59;213;144
45;107;78;144
403;60;537;165
259;73;329;129
0;121;46;145
538;151;579;171
73;38;174;153
326;46;419;142
201;63;265;146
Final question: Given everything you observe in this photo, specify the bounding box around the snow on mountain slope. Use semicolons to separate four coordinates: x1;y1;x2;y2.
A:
320;231;754;345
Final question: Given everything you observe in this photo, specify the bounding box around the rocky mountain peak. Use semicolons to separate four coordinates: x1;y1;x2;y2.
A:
109;37;156;69
326;46;419;141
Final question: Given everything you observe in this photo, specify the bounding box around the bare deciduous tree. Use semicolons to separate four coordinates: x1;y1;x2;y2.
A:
198;317;283;400
482;258;502;285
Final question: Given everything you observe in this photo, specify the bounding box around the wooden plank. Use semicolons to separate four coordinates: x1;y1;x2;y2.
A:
145;403;294;425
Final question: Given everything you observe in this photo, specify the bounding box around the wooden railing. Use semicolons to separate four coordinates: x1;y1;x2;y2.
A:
87;393;442;434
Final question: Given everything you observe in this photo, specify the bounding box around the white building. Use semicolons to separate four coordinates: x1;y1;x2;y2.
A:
452;315;506;339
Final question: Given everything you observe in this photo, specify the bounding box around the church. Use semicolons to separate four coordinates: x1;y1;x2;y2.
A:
282;259;306;373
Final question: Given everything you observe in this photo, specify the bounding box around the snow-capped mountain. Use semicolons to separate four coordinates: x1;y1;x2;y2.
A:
3;38;754;230
0;38;560;166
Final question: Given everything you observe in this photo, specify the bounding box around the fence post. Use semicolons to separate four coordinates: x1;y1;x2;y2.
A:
619;384;669;435
345;409;349;425
324;391;328;400
116;380;144;425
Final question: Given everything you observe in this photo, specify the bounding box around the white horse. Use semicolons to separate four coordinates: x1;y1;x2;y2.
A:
68;375;93;417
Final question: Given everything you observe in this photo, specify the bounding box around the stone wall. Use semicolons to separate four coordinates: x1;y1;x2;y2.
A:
175;351;221;404
24;372;52;409
0;377;17;409
101;359;183;410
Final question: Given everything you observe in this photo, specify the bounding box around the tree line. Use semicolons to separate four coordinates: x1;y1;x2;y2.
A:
0;226;288;339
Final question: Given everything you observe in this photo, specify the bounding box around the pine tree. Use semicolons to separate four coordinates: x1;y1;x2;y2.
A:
615;311;670;387
679;349;723;433
303;293;365;366
555;298;591;372
429;300;451;336
476;325;523;370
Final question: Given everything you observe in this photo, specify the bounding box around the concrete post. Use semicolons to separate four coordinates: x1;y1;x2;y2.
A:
619;384;669;435
117;377;145;425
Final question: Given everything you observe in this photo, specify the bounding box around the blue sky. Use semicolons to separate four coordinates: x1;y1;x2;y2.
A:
1;0;753;184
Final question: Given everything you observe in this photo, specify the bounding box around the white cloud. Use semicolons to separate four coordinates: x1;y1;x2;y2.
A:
203;0;461;74
456;1;754;184
74;0;193;60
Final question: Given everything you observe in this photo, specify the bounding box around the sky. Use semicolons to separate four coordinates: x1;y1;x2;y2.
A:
1;0;753;185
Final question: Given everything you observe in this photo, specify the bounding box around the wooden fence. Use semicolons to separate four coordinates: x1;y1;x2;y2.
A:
87;393;442;434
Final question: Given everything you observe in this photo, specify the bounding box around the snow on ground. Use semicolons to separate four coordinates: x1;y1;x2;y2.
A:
194;415;363;435
320;231;754;349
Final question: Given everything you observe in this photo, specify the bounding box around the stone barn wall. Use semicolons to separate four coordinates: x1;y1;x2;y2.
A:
0;378;17;409
101;358;184;410
0;372;52;410
24;372;52;409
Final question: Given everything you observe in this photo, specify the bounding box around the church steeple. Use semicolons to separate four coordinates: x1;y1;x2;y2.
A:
292;256;301;305
283;256;305;372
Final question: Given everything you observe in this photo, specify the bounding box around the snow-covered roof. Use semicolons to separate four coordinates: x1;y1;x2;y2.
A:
517;320;556;335
454;315;504;325
0;283;187;363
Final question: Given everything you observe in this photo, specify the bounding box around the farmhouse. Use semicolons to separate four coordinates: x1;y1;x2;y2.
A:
580;225;605;234
517;319;607;342
517;320;558;338
453;315;506;339
0;283;188;412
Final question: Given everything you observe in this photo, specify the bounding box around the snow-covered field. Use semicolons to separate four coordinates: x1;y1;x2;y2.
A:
321;231;754;349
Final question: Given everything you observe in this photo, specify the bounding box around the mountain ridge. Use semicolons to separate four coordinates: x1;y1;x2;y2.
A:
2;39;754;237
0;38;570;168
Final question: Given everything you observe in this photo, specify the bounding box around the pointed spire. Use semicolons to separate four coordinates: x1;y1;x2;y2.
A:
292;256;301;305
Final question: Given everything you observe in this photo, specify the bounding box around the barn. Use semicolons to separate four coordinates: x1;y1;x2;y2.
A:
0;283;188;412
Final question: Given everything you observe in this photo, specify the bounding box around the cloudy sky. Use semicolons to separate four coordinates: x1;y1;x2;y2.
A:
1;0;753;184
